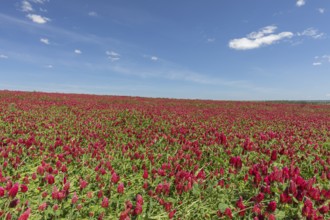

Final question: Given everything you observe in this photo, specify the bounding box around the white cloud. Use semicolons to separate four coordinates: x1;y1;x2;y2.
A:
40;38;49;44
322;55;330;62
0;54;8;59
207;38;215;43
106;51;119;56
298;28;325;39
326;93;330;97
30;0;49;4
229;25;293;50
88;11;98;17
110;57;120;62
313;54;330;66
74;49;82;54
296;0;306;7
108;57;120;62
247;25;277;39
21;0;33;12
27;14;50;24
39;8;47;12
318;8;325;14
0;13;122;49
151;56;158;61
45;64;53;68
106;50;120;62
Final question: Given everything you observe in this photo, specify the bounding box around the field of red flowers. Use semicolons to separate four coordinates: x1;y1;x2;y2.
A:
0;91;329;219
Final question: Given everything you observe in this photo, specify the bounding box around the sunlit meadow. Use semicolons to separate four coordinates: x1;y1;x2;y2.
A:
0;91;329;219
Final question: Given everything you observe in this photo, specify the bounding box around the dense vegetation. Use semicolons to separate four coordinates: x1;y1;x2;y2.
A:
0;91;329;219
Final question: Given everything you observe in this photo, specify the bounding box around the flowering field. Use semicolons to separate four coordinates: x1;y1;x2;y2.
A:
0;91;329;219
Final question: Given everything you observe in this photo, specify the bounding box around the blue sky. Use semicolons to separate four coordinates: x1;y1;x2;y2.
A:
0;0;329;100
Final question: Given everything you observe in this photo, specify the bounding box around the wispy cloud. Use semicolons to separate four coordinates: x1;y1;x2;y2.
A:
298;28;325;39
40;38;49;44
326;93;330;97
229;25;293;50
27;14;50;24
313;55;330;66
106;51;120;57
107;63;278;98
296;0;306;7
88;11;98;17
323;55;330;61
1;13;122;48
207;38;215;43
0;38;270;96
106;51;120;62
0;54;9;59
74;49;82;54
21;0;33;12
110;64;233;86
30;0;49;4
0;49;91;69
318;8;325;14
151;56;158;61
45;64;53;68
39;8;47;12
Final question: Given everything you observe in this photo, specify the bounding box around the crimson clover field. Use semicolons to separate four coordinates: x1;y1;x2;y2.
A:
0;91;329;219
